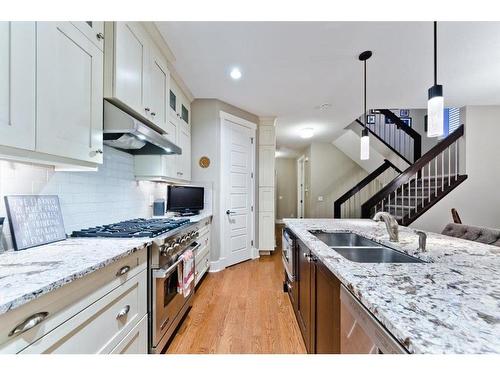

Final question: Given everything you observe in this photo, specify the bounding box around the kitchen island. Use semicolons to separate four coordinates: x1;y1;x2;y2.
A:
284;218;500;354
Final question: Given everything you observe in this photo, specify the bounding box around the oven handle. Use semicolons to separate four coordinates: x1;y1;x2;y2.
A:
153;242;201;279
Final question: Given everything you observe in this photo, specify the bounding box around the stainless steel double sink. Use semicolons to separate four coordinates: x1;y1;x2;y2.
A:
310;231;424;263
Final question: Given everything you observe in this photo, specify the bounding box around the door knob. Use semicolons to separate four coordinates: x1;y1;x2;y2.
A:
226;210;236;215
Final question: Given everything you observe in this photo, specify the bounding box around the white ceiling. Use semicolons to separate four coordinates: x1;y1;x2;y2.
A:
156;22;500;153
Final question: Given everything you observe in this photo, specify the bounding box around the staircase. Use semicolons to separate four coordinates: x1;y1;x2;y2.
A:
334;109;467;226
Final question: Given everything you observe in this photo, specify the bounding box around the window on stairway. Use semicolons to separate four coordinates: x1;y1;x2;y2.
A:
442;107;460;138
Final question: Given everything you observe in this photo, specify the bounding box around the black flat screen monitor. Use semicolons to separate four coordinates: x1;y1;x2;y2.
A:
167;186;204;214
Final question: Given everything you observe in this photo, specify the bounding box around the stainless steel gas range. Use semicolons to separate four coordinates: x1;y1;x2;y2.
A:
148;221;201;353
72;217;201;353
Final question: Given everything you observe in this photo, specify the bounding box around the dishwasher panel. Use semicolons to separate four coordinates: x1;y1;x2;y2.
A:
340;285;407;354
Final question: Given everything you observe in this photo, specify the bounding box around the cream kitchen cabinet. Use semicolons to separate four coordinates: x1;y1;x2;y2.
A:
0;22;36;151
110;315;148;354
149;44;171;136
72;21;105;51
0;247;148;354
134;76;192;182
0;21;104;169
258;118;276;252
176;123;191;181
104;22;172;135
36;22;104;164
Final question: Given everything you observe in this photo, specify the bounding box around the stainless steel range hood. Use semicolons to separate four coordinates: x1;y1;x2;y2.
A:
103;100;181;155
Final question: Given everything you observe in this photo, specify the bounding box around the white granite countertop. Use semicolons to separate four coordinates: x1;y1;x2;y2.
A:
0;237;150;315
283;218;500;354
0;213;213;317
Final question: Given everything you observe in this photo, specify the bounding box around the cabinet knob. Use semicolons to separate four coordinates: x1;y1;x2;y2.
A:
151;112;156;117
96;32;104;40
145;107;151;112
91;149;103;157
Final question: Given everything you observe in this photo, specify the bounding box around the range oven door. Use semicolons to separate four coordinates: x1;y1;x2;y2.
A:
152;254;196;349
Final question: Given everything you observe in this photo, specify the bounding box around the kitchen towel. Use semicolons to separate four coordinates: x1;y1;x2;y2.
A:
182;249;195;297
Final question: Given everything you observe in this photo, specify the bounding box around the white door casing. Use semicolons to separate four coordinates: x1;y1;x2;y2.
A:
220;111;256;268
297;155;306;218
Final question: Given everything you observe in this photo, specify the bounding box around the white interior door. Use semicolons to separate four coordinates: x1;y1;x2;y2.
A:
221;116;255;267
297;155;305;218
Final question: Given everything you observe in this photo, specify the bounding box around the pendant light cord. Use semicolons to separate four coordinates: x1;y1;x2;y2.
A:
364;59;367;127
434;21;437;85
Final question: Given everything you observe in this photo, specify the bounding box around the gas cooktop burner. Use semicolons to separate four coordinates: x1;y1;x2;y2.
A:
71;218;191;238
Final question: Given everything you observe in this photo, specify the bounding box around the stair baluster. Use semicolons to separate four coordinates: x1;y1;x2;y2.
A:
360;125;467;226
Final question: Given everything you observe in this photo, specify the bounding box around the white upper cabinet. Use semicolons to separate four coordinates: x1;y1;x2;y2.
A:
105;22;172;134
36;22;103;164
111;22;150;119
176;124;191;181
148;44;170;134
0;22;36;151
71;21;104;51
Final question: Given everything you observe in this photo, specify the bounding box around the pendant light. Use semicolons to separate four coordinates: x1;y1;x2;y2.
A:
359;50;372;160
427;21;444;137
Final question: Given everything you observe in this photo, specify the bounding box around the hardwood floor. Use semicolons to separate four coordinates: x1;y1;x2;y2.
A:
166;224;306;354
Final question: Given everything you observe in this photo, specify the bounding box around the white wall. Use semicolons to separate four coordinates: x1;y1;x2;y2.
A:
303;142;368;218
411;105;500;233
190;99;259;264
275;157;297;220
0;146;164;251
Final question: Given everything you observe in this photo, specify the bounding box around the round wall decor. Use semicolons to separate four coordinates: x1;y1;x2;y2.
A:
199;156;210;168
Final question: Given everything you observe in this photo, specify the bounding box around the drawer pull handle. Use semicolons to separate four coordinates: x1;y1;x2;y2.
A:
116;305;130;319
9;312;49;337
116;265;131;277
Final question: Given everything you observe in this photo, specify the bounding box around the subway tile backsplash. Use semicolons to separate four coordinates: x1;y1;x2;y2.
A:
0;146;166;251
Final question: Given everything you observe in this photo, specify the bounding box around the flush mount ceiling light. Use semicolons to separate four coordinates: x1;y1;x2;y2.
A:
427;21;444;138
230;67;242;80
359;50;372;161
300;128;314;139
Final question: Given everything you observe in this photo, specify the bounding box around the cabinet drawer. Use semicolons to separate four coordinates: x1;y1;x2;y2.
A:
0;247;147;353
110;314;148;354
19;269;147;354
195;244;210;264
195;255;210;286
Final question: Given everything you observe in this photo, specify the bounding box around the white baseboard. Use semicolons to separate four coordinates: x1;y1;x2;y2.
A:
252;247;260;259
209;257;226;273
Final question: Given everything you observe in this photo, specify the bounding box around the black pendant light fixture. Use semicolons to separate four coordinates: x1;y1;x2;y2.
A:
427;21;444;137
359;50;372;160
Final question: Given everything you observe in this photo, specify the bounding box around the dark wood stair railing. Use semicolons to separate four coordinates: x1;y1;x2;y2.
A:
361;125;467;225
377;109;422;161
355;109;422;165
333;159;402;218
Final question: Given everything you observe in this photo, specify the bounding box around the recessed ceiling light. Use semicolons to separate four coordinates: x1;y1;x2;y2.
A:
315;103;332;111
230;68;242;80
300;128;314;139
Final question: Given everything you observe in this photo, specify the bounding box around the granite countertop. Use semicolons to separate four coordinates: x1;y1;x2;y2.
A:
0;237;150;315
0;213;214;317
283;218;500;354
